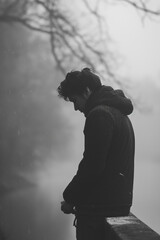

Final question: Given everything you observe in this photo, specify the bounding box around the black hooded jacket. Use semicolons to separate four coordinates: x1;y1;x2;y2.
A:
63;86;135;217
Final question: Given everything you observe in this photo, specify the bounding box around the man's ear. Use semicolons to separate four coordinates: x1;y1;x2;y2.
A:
84;87;92;98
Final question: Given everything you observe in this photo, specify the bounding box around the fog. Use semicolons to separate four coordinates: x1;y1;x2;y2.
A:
0;20;160;240
130;82;160;233
0;24;79;240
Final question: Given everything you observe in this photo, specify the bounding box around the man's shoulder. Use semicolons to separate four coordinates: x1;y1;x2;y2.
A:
86;105;116;124
87;105;114;117
84;105;116;133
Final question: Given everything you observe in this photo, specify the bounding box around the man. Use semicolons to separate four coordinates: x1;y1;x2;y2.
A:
57;68;135;240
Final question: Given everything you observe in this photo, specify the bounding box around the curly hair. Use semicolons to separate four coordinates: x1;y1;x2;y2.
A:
57;68;102;101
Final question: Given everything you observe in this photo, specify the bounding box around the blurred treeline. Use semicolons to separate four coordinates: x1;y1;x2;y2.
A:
0;23;77;240
0;24;72;196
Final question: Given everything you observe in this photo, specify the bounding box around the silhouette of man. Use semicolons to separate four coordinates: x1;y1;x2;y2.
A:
57;68;135;240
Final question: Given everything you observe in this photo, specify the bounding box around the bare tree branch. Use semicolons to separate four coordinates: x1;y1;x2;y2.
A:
120;0;160;16
0;0;160;85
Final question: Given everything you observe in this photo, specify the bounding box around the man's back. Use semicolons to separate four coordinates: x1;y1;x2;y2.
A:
74;104;135;216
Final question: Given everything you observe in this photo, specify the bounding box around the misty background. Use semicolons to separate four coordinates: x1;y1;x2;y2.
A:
0;1;160;240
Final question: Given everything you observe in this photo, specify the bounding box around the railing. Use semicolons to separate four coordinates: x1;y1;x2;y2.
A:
105;213;160;240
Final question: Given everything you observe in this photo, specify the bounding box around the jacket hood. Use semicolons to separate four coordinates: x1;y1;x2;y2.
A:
84;86;133;117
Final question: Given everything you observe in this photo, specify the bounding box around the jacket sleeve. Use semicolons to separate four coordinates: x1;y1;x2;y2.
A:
63;108;114;205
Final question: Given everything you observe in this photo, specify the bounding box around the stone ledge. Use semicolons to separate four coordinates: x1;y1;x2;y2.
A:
106;213;160;240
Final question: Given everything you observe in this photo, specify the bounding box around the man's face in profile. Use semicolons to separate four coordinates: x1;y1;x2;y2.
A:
69;95;87;113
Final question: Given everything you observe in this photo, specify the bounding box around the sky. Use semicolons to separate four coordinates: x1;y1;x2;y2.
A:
106;1;160;86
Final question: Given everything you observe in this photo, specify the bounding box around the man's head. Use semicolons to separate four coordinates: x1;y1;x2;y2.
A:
57;68;102;113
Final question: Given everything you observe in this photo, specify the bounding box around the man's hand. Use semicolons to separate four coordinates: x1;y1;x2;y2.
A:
61;201;75;214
